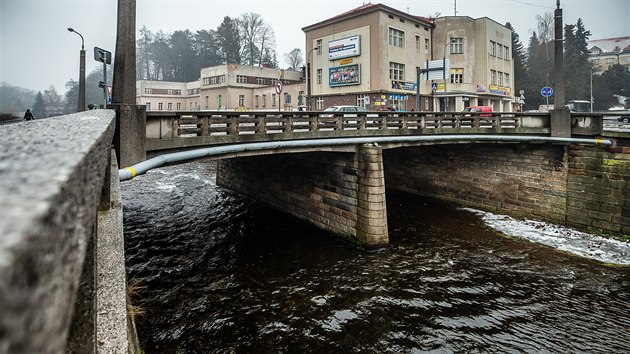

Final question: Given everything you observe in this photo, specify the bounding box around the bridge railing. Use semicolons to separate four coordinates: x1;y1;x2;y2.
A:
144;110;602;151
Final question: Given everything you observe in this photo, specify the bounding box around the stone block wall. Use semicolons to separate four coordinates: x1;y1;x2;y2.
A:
216;146;389;247
567;140;630;235
383;144;570;223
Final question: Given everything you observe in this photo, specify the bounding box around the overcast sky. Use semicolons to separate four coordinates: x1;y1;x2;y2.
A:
1;0;628;94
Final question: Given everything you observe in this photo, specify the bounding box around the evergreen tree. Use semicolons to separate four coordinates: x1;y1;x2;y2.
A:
194;29;221;69
170;30;197;82
217;16;241;64
506;23;527;107
593;64;630;109
564;19;591;101
32;91;46;118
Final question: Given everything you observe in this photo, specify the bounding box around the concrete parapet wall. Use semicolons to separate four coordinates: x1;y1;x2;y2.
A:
216;148;389;247
0;111;115;352
384;144;570;223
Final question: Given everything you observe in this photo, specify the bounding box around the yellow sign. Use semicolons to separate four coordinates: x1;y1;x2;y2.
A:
339;58;353;65
435;83;445;92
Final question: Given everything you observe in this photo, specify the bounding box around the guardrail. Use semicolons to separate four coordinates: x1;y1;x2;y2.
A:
144;111;603;151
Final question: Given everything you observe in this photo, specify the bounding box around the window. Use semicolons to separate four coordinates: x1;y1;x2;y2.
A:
146;102;151;110
255;95;259;108
237;75;247;83
238;95;245;106
415;35;421;52
158;102;163;111
317;69;322;84
167;102;172;111
389;28;404;47
498;45;503;58
605;58;614;64
491;70;497;85
451;38;463;54
626;56;630;63
270;78;277;86
177;102;181;110
389;62;405;81
425;38;429;54
316;39;322;55
263;94;267;107
490;41;496;56
505;73;510;87
256;77;266;85
504;46;509;60
450;68;463;84
202;77;210;85
205;96;209;109
497;71;503;86
356;94;369;108
144;88;152;94
272;94;276;107
316;97;324;110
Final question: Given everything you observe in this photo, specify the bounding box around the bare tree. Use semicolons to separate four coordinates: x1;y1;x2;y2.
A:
239;12;276;67
284;48;304;69
536;12;554;44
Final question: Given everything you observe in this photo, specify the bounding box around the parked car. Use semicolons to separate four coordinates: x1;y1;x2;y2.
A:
322;105;368;113
462;105;493;117
618;115;630;124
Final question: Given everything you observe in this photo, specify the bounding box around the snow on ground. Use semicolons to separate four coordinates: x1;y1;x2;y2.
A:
461;208;630;266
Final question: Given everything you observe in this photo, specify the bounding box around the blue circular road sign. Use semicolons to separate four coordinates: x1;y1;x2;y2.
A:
541;87;553;97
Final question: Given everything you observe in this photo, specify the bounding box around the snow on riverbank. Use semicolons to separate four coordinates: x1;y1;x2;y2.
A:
461;208;630;266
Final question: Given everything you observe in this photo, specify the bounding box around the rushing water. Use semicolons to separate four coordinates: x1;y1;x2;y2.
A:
122;161;630;353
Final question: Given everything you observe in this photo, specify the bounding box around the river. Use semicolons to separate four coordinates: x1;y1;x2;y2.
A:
122;161;629;353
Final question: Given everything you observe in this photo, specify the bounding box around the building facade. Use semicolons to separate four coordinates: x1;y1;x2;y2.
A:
302;3;515;112
587;36;630;74
136;64;305;111
432;16;514;112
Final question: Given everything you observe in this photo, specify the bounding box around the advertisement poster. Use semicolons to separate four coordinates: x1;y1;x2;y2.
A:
329;64;360;87
328;35;361;60
391;81;417;91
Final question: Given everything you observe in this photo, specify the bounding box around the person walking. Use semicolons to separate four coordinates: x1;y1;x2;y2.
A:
23;109;34;121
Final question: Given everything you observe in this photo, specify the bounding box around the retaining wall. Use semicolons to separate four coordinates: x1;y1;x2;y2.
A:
384;141;629;237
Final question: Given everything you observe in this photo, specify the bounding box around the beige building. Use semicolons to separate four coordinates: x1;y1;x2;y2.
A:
303;3;515;112
136;64;304;111
587;36;630;74
432;16;515;112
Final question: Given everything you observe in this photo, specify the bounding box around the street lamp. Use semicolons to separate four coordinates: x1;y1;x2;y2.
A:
306;45;321;111
590;65;593;112
68;27;86;112
442;38;455;111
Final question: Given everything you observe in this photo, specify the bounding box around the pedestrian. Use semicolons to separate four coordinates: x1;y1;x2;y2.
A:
23;109;34;121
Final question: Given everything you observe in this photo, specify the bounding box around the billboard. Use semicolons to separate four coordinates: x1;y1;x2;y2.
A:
329;64;360;87
328;35;361;60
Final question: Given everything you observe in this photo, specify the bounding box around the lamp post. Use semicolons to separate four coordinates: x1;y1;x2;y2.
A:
442;38;454;111
306;45;320;111
590;65;593;112
68;27;86;112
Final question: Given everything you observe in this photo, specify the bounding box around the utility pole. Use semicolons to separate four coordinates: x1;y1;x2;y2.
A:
550;0;571;137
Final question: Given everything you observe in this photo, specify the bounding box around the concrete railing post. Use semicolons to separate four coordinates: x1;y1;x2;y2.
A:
356;144;389;247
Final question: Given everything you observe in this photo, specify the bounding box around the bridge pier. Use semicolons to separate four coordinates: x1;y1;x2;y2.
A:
356;144;389;247
216;144;389;248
